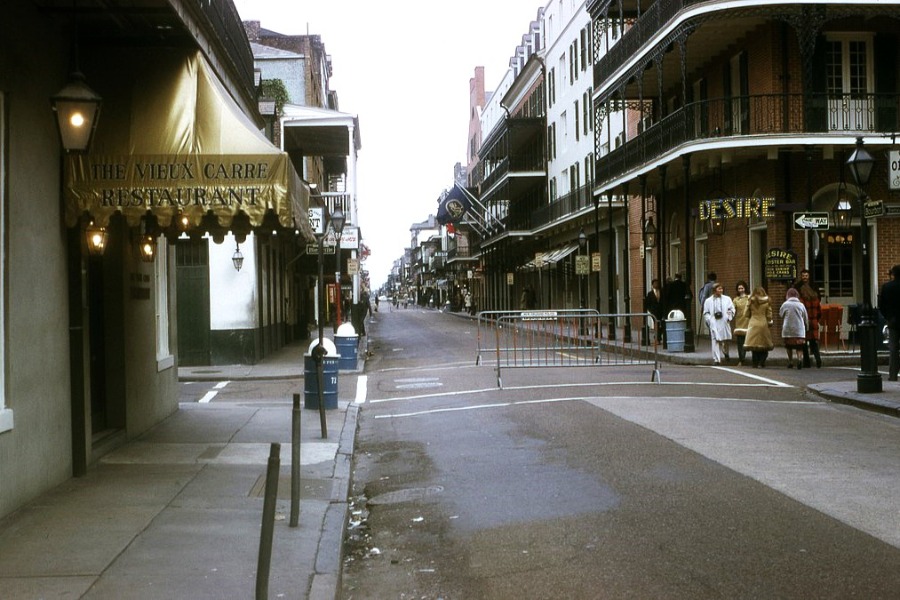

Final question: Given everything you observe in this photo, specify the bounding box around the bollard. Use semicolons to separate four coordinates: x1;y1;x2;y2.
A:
256;443;281;600
290;394;300;528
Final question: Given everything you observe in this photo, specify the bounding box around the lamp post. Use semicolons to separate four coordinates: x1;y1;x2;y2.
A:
845;137;882;394
593;196;602;317
643;216;658;345
578;229;587;310
330;207;345;332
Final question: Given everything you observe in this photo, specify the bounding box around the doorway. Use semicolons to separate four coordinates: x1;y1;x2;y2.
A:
176;239;211;365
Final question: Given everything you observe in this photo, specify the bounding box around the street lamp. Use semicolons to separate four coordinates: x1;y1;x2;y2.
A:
644;217;658;251
845;137;882;393
331;207;345;331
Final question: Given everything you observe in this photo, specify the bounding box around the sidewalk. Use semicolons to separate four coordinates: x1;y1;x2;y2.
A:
0;317;897;599
0;339;362;600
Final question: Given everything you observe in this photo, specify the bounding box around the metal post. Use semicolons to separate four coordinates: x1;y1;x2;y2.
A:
682;154;695;352
594;196;602;318
256;443;281;600
847;138;882;393
290;393;301;527
621;183;632;342
315;235;328;438
607;191;617;340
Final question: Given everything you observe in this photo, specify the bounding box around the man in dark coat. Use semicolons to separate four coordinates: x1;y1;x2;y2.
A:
879;264;900;381
664;273;689;315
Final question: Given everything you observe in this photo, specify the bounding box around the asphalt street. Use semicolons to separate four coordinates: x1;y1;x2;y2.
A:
343;306;900;599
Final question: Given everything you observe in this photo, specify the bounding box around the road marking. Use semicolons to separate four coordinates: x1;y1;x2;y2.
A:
355;376;367;404
198;381;229;403
369;380;793;405
376;395;820;420
711;366;791;386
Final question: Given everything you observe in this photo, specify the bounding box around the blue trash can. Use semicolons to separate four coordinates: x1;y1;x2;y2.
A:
665;310;686;352
304;339;339;410
335;322;358;371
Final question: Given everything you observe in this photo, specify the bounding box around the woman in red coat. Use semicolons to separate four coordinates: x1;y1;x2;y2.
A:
799;282;822;368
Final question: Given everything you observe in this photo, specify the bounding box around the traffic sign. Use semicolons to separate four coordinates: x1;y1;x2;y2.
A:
793;212;829;230
864;200;884;219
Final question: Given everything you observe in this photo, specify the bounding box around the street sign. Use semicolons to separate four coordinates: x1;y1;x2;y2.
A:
864;200;884;219
306;243;334;254
793;212;829;230
308;207;324;235
885;204;900;217
575;254;590;275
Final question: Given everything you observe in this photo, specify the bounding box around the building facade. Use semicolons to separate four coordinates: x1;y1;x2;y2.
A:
0;0;315;520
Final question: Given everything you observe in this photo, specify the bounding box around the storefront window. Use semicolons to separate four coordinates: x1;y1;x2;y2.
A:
814;242;854;298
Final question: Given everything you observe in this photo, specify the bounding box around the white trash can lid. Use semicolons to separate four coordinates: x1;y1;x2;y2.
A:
336;322;357;336
667;309;685;321
306;337;337;356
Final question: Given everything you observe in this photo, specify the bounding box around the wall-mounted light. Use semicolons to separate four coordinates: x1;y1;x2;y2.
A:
832;190;854;229
708;215;726;235
85;221;108;256
51;71;102;153
643;217;658;249
232;243;244;271
136;234;155;262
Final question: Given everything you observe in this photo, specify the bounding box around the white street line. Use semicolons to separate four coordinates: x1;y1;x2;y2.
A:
375;394;819;419
711;366;792;386
198;391;218;404
214;381;229;389
368;380;792;405
355;376;367;404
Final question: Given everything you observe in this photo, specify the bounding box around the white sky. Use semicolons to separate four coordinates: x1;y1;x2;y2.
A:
231;0;544;288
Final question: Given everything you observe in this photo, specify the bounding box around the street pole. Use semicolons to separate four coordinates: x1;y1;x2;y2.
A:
846;138;882;393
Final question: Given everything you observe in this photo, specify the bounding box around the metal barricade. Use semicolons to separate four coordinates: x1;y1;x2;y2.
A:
476;309;601;366
489;311;661;388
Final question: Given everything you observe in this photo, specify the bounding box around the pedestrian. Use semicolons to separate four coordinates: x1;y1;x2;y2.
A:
664;272;689;315
780;287;809;369
799;282;822;368
697;272;717;336
732;280;750;366
702;282;734;365
520;286;530;310
645;278;665;342
374;295;380;312
878;264;900;381
744;286;774;368
464;290;472;315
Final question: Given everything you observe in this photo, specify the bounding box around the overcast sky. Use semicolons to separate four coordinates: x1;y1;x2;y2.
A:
231;0;544;287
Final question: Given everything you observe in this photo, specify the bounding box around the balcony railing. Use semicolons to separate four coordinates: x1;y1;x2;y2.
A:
533;185;594;228
592;0;706;92
596;93;899;187
193;0;257;100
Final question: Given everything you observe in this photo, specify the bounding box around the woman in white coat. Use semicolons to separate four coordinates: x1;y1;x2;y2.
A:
779;287;809;369
703;282;735;365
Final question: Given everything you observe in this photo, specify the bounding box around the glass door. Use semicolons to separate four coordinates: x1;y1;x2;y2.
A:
826;36;874;131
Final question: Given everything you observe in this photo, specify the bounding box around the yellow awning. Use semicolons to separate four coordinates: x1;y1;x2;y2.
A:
64;49;312;239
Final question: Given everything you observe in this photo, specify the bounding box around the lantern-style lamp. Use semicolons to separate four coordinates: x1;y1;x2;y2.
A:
232;243;244;272
85;222;108;256
644;217;658;249
51;72;102;152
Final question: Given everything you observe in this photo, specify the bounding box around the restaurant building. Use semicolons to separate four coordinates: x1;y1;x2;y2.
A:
0;0;314;519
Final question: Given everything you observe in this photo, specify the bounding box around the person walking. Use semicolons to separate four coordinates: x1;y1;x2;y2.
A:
780;287;809;369
744;286;774;368
878;264;900;381
703;282;735;365
645;278;665;342
732;281;750;366
697;272;717;335
799;282;822;368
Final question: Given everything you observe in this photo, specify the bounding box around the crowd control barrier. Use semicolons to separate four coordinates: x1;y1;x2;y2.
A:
479;310;661;388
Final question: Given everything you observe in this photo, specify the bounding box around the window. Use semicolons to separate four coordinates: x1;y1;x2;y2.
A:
559;54;566;92
550;177;558;201
548;67;556;107
561;110;568;144
574;100;580;141
583;91;591;135
155;238;173;370
0;93;9;434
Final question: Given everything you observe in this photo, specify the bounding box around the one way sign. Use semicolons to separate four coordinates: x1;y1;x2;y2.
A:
793;212;830;230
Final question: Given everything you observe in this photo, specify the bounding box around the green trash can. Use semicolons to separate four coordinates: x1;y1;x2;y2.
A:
304;338;339;410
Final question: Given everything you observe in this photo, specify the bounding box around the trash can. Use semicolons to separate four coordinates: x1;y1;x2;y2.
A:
335;322;358;371
304;338;339;410
665;309;686;352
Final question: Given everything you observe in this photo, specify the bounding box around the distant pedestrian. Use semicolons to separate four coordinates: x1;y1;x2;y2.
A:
645;278;665;342
375;295;380;312
799;282;822;368
744;286;774;368
878;264;900;381
780;287;809;370
732;281;750;365
702;282;734;365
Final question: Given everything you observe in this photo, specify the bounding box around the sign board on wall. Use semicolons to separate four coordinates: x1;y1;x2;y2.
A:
890;150;900;190
764;248;797;281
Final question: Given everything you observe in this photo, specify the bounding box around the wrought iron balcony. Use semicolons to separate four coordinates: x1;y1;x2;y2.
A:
595;92;899;187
